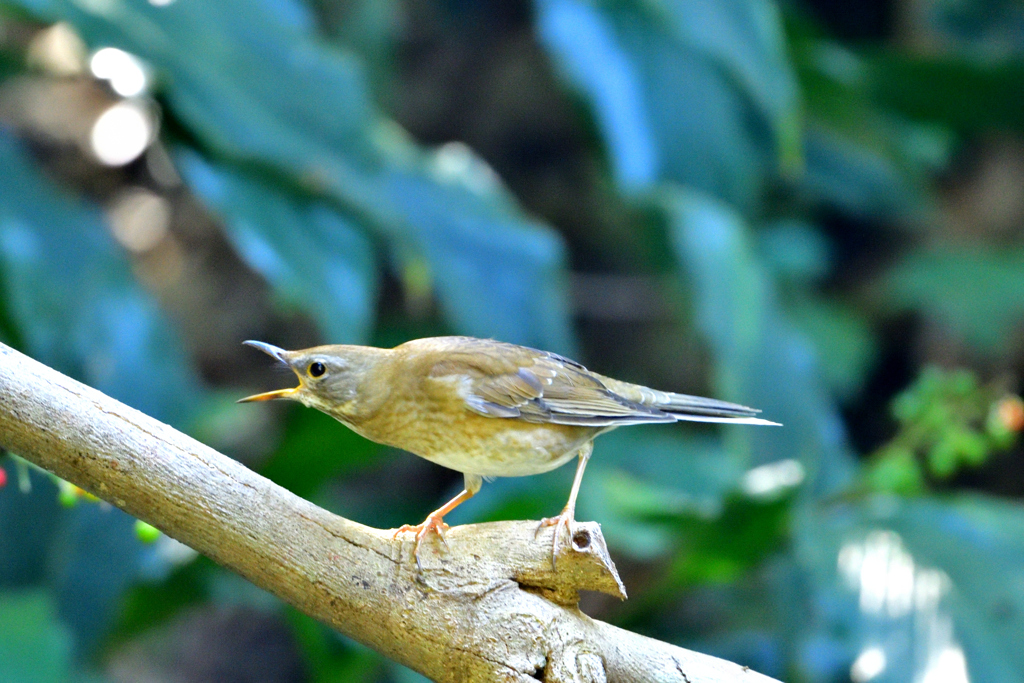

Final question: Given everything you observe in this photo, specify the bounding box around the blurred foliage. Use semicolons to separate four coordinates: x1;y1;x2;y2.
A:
0;589;73;683
0;134;202;428
884;247;1024;354
866;368;1022;494
1;0;1024;682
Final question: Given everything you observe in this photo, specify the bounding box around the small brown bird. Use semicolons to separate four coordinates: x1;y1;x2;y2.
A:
240;336;776;565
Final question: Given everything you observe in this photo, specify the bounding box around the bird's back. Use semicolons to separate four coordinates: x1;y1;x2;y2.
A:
376;336;772;435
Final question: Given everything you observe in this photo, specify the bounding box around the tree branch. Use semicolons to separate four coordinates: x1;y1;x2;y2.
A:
0;342;780;683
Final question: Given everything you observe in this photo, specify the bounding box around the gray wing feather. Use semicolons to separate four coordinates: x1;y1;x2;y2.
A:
426;339;777;427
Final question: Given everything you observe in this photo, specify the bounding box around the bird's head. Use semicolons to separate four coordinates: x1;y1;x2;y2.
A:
238;340;383;422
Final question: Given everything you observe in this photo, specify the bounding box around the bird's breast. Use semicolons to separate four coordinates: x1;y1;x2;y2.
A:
351;390;595;478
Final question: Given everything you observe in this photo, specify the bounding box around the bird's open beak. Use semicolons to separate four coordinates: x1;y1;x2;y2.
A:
238;340;301;403
237;387;298;402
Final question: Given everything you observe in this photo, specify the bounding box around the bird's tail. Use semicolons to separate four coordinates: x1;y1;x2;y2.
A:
599;376;781;426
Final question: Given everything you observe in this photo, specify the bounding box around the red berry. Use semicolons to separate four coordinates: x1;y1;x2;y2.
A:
998;396;1024;432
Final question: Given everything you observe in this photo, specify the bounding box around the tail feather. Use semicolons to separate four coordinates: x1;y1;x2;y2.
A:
667;413;781;426
659;394;780;425
599;376;780;425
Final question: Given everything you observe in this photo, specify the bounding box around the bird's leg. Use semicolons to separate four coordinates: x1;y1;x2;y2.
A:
395;473;482;571
536;441;593;565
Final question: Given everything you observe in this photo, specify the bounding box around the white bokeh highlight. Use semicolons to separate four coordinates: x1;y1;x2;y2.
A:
90;101;153;166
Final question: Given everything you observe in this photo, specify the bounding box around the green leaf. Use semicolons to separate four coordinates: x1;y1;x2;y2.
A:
783;295;876;401
664;185;857;496
582;428;746;559
0;0;576;353
640;0;802;172
24;0;378;167
865;447;924;495
381;166;575;353
757;219;831;283
0;468;60;584
55;505;147;654
595;427;744;501
867;52;1024;133
791;38;939;220
259;405;382;500
536;0;800;206
0;132;202;427
535;0;658;190
286;609;384;683
663;491;791;588
178;153;377;344
106;560;209;651
0;589;72;683
607;482;792;621
801;124;926;221
883;247;1024;354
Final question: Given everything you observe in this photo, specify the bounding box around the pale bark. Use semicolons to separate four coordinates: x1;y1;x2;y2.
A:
0;342;781;683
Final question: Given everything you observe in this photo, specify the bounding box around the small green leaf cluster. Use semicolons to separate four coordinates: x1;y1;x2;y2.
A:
867;368;1022;493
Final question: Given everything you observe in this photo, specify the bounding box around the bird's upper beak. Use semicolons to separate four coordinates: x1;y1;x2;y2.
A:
238;340;302;402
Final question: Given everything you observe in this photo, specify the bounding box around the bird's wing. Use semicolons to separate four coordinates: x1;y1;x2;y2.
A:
424;340;673;427
416;336;778;427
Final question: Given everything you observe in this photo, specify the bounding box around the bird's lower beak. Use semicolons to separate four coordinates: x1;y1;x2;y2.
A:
239;340;300;403
237;387;299;403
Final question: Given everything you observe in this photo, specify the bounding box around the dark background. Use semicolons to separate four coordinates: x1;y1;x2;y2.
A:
2;0;1024;681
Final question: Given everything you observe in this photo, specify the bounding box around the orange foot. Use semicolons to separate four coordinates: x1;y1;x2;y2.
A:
536;508;575;568
394;512;450;571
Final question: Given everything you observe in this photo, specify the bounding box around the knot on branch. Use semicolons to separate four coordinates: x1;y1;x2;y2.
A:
395;520;626;606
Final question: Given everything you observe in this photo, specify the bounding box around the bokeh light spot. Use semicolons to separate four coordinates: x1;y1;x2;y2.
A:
90;101;153;166
90;47;148;97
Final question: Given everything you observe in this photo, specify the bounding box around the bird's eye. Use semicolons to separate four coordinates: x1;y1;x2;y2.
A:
308;361;326;378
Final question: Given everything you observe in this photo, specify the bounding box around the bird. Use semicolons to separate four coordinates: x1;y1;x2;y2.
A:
239;336;777;567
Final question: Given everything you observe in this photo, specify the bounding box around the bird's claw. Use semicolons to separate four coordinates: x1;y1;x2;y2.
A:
536;509;574;568
394;514;450;571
